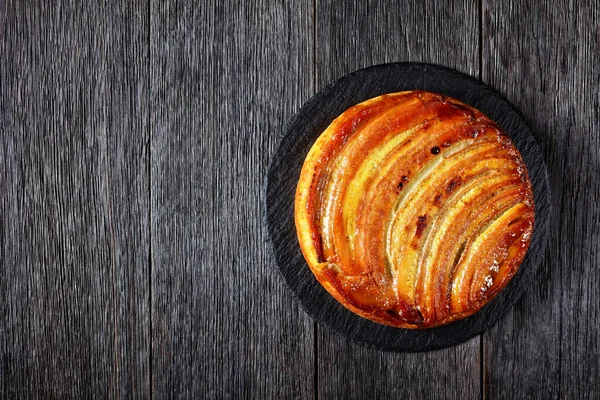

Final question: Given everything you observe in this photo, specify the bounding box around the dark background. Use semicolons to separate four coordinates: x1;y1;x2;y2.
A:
1;1;598;398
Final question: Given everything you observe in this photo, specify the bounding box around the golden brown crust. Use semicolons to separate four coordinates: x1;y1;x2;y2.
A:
294;91;534;329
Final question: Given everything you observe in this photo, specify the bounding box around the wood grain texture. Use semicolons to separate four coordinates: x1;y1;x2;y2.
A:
319;336;481;399
482;0;600;398
315;0;481;87
315;1;482;398
149;0;315;398
0;1;150;398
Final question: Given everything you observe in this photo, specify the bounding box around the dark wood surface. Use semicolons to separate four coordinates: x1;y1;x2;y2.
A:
1;1;598;399
1;2;150;398
149;1;314;398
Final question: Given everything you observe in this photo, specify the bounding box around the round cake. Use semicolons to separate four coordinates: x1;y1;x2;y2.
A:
294;90;534;329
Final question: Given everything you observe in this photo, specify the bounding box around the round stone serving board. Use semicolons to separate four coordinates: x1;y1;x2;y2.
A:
264;62;550;352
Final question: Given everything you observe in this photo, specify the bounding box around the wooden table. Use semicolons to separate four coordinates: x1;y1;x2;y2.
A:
1;1;598;398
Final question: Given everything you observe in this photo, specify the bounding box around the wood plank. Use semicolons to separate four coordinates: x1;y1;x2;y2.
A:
0;1;150;398
319;336;481;399
482;1;600;397
149;1;315;397
314;1;482;398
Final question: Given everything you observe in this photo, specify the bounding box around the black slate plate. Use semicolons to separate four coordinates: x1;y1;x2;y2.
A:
265;62;550;352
